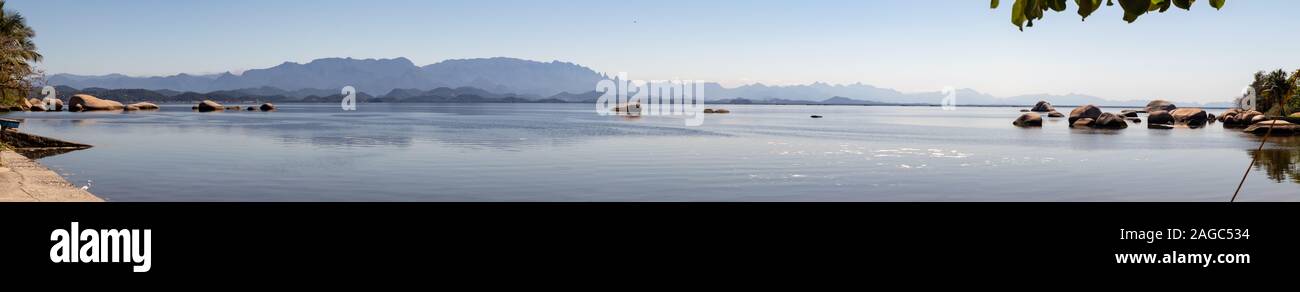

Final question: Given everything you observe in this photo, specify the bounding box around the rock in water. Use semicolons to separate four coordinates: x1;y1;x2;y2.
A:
29;99;48;111
68;94;125;112
1218;109;1240;122
1030;101;1055;112
260;103;276;111
811;115;824;119
246;106;257;111
1148;124;1175;130
53;99;64;111
1244;120;1300;136
1013;113;1043;127
1147;110;1174;125
128;102;159;110
1047;111;1064;118
1020;109;1031;112
1250;114;1268;124
1170;108;1208;125
1120;110;1139;117
1219;109;1263;126
197;100;224;112
1072;118;1095;128
1068;104;1102;126
124;105;140;111
1092;113;1129;129
27;98;45;111
1146;100;1177;113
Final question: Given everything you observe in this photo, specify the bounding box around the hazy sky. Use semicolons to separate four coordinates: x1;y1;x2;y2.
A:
11;0;1300;103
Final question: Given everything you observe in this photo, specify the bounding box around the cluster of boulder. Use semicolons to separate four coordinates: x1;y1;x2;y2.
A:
1066;105;1130;129
191;100;275;112
3;94;135;112
1027;101;1065;117
5;97;64;112
1013;99;1298;135
1217;108;1266;127
3;94;276;114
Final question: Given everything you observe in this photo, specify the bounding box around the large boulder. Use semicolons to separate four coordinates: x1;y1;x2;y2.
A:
1047;111;1064;118
1147;110;1174;125
68;94;125;112
1218;109;1240;122
260;103;276;111
1013;113;1043;127
1092;113;1129;129
26;98;44;110
129;102;160;110
1170;108;1208;124
28;98;47;111
1030;101;1055;112
1250;114;1267;124
1145;100;1177;113
197;100;224;112
1244;120;1299;136
47;99;64;111
1068;104;1102;126
8;97;32;111
1222;110;1263;126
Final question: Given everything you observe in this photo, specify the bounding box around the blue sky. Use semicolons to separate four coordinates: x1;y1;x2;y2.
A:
10;0;1300;103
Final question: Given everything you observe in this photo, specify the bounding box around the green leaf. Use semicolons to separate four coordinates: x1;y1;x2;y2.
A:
1048;0;1067;12
1076;0;1103;20
1173;0;1194;10
991;0;1000;9
1155;0;1171;12
1118;0;1149;22
1012;0;1027;30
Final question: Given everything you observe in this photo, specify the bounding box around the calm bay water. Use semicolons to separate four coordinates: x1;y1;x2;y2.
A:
4;103;1297;201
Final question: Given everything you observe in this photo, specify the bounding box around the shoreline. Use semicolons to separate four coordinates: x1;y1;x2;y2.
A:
0;150;102;202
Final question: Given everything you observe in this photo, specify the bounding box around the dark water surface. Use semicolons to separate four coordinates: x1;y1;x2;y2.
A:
3;103;1296;201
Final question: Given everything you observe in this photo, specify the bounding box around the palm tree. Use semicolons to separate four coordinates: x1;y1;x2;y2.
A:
0;0;41;108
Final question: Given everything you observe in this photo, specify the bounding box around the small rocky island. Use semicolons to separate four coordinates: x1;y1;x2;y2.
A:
1013;99;1298;135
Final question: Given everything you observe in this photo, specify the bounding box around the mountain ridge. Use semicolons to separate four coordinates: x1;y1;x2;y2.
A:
45;56;1233;107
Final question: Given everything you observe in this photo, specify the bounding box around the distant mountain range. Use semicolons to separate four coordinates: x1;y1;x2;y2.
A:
46;57;1235;107
49;57;605;98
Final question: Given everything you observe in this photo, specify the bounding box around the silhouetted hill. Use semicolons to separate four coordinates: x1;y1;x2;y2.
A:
48;57;605;97
44;56;1233;107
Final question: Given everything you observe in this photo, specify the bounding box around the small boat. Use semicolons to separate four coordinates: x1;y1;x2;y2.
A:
0;118;21;131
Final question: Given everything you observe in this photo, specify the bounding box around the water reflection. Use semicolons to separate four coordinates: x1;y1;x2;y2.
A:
13;147;85;159
1249;136;1300;184
276;135;413;149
